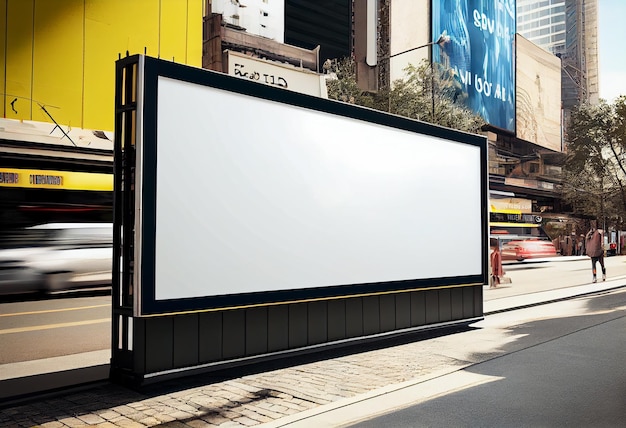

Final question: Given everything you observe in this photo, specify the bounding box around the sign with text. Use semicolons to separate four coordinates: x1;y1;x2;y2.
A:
432;0;516;132
0;168;112;191
490;197;532;213
226;50;328;98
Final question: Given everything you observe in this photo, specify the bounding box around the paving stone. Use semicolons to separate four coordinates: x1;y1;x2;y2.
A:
165;410;195;421
96;410;122;420
186;420;215;428
200;413;230;425
127;403;151;412
218;421;247;427
77;413;107;424
137;416;161;426
220;409;245;420
232;415;260;426
171;403;201;414
38;422;65;428
153;413;177;423
111;405;139;416
239;405;281;421
156;422;187;428
239;409;272;423
58;416;86;427
106;416;146;428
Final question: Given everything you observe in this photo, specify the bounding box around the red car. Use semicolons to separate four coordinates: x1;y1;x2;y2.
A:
501;239;558;261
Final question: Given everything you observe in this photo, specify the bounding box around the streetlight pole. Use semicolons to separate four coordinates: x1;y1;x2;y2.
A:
382;32;450;120
387;32;450;60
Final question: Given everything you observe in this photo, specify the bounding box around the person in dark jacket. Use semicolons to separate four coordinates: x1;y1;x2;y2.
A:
585;220;606;283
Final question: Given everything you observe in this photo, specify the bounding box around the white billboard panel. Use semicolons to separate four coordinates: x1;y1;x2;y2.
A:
131;57;488;315
154;77;484;300
516;35;562;152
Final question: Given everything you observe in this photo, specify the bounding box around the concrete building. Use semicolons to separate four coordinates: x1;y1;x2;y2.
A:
210;0;285;42
0;0;202;228
202;1;329;97
517;0;600;110
205;0;350;71
1;0;202;131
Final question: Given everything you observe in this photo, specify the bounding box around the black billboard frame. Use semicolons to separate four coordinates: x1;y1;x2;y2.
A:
115;55;489;318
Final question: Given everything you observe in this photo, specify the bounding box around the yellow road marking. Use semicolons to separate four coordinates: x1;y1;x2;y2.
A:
0;304;110;317
0;318;110;335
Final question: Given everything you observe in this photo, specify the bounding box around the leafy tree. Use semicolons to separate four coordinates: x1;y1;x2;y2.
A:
324;57;484;134
323;57;378;109
562;96;626;229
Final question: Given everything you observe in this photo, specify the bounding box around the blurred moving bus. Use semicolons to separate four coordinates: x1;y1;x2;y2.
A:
490;209;553;246
490;208;558;261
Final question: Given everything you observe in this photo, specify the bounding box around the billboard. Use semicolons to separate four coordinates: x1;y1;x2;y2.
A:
516;35;562;152
121;56;487;316
432;0;516;132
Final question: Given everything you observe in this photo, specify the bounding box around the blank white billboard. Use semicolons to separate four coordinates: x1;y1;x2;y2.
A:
151;76;485;301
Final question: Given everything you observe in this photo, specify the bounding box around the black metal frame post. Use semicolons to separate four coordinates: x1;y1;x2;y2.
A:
111;56;140;381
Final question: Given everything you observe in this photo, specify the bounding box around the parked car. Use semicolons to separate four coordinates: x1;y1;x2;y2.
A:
501;238;558;262
0;223;112;295
605;242;617;257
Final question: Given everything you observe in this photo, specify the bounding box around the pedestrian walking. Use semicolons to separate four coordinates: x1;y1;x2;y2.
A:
490;238;504;288
577;234;584;256
563;234;574;256
585;220;606;283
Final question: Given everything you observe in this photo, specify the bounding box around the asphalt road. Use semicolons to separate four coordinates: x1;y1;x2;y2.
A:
0;293;111;364
344;287;626;427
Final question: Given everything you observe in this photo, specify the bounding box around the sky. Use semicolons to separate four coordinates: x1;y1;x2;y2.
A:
598;0;626;101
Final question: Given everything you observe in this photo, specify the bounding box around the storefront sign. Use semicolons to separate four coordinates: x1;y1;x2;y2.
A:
226;50;327;98
0;168;112;191
490;197;532;213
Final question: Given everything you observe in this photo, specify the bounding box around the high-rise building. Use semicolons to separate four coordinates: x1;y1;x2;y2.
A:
206;0;351;69
517;0;599;109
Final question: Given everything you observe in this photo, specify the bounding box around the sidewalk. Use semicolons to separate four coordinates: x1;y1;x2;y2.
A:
1;277;624;428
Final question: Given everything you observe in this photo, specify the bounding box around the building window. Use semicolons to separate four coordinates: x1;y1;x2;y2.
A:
529;163;540;174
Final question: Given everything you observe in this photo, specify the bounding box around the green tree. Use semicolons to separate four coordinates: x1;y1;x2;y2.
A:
323;57;378;109
562;96;626;228
324;57;484;134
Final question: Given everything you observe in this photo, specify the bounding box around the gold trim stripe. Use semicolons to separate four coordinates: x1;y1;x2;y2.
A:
140;282;484;318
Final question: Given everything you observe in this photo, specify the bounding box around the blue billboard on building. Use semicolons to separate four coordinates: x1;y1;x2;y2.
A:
432;0;516;132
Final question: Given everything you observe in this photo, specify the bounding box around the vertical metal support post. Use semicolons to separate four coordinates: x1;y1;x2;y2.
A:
111;56;139;381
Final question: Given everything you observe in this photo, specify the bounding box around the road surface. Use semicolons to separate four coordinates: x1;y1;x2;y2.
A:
347;286;626;427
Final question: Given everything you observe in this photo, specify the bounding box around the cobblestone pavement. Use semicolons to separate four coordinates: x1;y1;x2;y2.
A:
1;326;473;428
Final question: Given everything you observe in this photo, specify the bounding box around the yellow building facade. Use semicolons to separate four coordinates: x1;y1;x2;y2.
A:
1;0;202;131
